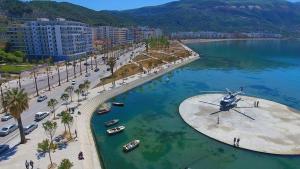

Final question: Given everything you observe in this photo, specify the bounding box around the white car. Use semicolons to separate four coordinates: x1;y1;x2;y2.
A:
0;124;18;136
24;123;38;135
35;112;50;121
37;95;48;102
1;114;13;121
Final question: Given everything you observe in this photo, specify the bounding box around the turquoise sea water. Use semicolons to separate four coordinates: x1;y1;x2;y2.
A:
91;40;300;169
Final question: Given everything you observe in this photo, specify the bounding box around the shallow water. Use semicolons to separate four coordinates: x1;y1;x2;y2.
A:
91;40;300;169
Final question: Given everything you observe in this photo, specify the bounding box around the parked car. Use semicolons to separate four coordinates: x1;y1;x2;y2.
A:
24;123;38;135
106;68;111;71
94;68;100;72
0;124;18;136
37;95;48;102
1;114;13;121
71;80;76;85
0;144;9;154
85;73;91;77
34;112;49;121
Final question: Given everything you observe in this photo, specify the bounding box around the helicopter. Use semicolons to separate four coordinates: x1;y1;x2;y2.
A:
198;87;255;120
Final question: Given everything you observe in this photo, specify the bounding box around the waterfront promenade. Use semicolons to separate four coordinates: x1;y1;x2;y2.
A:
0;43;199;169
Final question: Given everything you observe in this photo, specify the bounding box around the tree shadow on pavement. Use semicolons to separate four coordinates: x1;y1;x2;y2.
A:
0;145;18;161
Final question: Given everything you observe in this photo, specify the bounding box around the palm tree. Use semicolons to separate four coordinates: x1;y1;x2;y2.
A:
46;66;51;91
42;121;57;143
79;58;83;75
0;81;7;113
47;99;58;119
85;56;88;74
106;56;117;76
65;61;69;82
74;88;81;103
94;55;98;70
90;55;93;70
18;72;22;89
58;159;73;169
60;93;69;110
5;88;29;144
33;69;39;96
37;139;57;168
65;86;74;102
72;61;76;78
61;111;73;139
84;80;90;91
57;65;61;86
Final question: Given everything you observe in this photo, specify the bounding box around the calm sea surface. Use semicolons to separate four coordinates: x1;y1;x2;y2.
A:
91;40;300;169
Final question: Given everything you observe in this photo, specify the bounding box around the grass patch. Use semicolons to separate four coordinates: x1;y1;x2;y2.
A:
133;54;149;62
138;58;163;70
99;64;142;85
0;64;34;73
149;52;178;63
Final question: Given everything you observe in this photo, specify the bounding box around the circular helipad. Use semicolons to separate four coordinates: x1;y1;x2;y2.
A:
179;94;300;155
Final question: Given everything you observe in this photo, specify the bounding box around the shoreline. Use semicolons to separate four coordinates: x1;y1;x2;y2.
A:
77;43;200;169
181;38;282;44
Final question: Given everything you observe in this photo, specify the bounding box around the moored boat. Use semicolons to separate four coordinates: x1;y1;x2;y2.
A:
97;103;111;115
123;140;140;152
112;102;125;107
104;119;119;127
106;125;125;135
97;108;110;114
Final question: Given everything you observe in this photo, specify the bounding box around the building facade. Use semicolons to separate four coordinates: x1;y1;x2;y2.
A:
92;26;162;48
7;18;93;61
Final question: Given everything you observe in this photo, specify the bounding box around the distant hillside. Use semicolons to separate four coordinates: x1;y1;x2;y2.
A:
117;0;300;36
1;0;300;36
0;0;134;27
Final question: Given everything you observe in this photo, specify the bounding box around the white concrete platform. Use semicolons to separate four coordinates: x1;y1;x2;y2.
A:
179;94;300;155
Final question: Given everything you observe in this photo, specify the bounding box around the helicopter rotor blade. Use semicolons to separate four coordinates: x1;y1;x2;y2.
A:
198;100;220;107
232;109;255;120
210;110;223;115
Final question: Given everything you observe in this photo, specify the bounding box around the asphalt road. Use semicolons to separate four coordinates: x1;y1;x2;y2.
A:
0;45;145;145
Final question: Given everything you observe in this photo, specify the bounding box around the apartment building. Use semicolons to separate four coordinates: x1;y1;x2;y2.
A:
7;18;93;60
92;26;162;48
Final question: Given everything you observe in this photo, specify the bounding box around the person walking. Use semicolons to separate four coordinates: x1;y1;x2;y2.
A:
233;137;236;146
75;129;77;138
237;138;240;147
25;160;29;169
257;101;259;107
29;160;34;169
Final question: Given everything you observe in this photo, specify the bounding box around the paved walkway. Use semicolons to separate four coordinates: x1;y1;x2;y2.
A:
179;94;300;155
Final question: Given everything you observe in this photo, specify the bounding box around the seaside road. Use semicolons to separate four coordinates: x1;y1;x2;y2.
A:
0;45;145;145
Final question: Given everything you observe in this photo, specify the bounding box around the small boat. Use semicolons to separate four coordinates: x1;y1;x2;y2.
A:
106;126;125;135
104;119;119;127
97;103;111;115
123;140;140;152
97;108;110;114
112;102;125;107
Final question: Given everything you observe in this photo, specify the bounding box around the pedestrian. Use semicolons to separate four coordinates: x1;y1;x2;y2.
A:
75;129;77;138
254;101;256;107
237;138;240;147
25;160;29;169
233;137;236;146
29;160;34;169
257;101;259;107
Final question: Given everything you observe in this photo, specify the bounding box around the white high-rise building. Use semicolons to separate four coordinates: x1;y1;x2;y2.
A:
7;18;93;60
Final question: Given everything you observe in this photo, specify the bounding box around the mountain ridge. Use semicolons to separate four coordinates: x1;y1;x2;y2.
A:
1;0;300;36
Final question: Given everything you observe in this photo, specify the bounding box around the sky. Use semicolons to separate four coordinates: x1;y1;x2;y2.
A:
52;0;177;11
